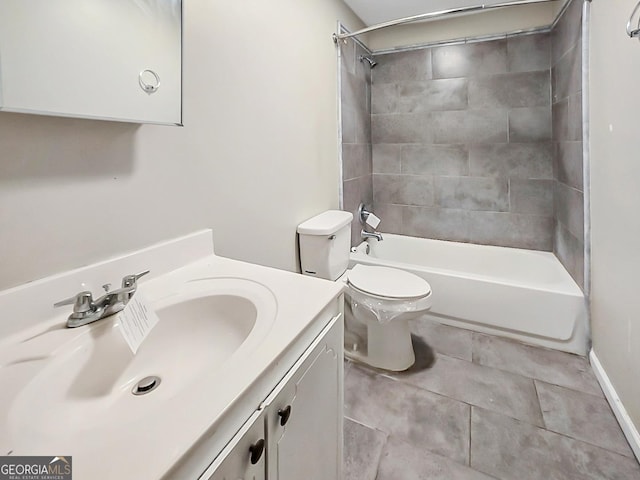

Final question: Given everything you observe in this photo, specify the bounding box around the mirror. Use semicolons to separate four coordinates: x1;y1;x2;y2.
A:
0;0;182;125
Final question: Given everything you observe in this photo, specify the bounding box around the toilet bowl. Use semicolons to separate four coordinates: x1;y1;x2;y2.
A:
297;210;433;371
341;265;432;371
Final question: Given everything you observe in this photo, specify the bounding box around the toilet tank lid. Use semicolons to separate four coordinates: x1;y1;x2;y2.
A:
297;210;353;235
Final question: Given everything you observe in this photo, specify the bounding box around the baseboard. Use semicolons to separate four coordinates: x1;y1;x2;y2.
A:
590;350;640;461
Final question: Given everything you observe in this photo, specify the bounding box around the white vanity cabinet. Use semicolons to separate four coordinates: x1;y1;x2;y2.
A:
202;313;343;480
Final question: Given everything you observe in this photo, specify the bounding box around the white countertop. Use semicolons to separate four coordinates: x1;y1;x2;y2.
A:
0;250;344;480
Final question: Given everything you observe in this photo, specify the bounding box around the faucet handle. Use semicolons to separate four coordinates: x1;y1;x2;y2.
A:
121;270;150;288
54;291;94;313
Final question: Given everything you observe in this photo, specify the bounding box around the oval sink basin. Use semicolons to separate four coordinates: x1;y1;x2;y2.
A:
4;277;277;449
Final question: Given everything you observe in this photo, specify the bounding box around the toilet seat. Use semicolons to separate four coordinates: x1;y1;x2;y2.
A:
347;264;431;300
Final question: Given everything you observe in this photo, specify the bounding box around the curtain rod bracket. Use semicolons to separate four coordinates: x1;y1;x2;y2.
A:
332;33;347;45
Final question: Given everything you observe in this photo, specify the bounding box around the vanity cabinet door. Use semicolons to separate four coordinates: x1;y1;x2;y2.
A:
204;410;266;480
263;315;343;480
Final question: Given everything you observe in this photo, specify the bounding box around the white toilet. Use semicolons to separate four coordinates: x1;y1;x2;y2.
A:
297;210;432;371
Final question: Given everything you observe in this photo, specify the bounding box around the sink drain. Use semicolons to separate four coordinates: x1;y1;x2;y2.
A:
132;376;161;396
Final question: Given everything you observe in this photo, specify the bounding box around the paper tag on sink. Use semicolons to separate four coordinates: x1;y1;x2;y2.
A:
117;293;160;354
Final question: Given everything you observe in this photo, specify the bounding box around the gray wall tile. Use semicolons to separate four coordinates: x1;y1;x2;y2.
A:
396;79;468;113
469;71;550;109
343;144;371;181
372;114;432;144
508;33;551;73
342;69;368;112
344;176;373;247
344;176;373;216
432;40;508;79
355;43;373;86
468;212;553;250
568;93;583;141
550;0;584;290
403;206;470;242
552;43;582;102
402;145;469;176
372;144;401;173
555;182;584;239
469;143;553;179
362;31;574;254
371;83;397;114
342;105;356;144
554;219;584;288
341;39;373;246
374;203;405;233
435;177;509;212
373;174;434;206
556;141;583;190
354;103;371;145
551;0;583;65
373;49;432;84
372;79;469;114
510;179;554;215
340;37;357;76
552;98;569;141
509;107;552;142
431;110;508;144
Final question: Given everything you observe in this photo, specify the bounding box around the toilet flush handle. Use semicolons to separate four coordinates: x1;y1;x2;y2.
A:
328;235;336;240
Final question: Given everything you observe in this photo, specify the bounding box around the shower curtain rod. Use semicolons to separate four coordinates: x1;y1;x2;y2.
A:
333;0;558;42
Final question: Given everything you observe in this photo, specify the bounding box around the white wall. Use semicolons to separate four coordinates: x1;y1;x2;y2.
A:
0;0;363;291
590;0;640;433
367;2;562;51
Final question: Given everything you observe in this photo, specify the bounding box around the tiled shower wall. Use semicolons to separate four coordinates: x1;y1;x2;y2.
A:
339;4;586;288
370;34;555;250
552;0;584;288
340;37;373;245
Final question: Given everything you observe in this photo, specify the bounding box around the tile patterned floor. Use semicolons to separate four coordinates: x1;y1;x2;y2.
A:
344;318;640;480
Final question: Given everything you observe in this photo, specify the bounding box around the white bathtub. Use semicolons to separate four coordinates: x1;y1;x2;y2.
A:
350;234;588;355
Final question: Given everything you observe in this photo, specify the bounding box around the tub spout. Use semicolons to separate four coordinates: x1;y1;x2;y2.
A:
361;229;383;241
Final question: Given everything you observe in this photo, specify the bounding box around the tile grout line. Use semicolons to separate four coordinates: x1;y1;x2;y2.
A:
468;405;473;467
372;433;388;480
467;407;503;480
534;376;605;399
540;425;637;460
532;378;547;430
343;414;388;435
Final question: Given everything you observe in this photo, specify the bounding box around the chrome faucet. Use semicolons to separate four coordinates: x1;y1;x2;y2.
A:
54;270;150;328
361;229;383;242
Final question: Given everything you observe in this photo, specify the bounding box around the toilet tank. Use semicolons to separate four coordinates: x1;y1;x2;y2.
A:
297;210;353;280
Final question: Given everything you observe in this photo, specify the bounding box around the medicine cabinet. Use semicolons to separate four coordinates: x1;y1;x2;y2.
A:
0;0;182;125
